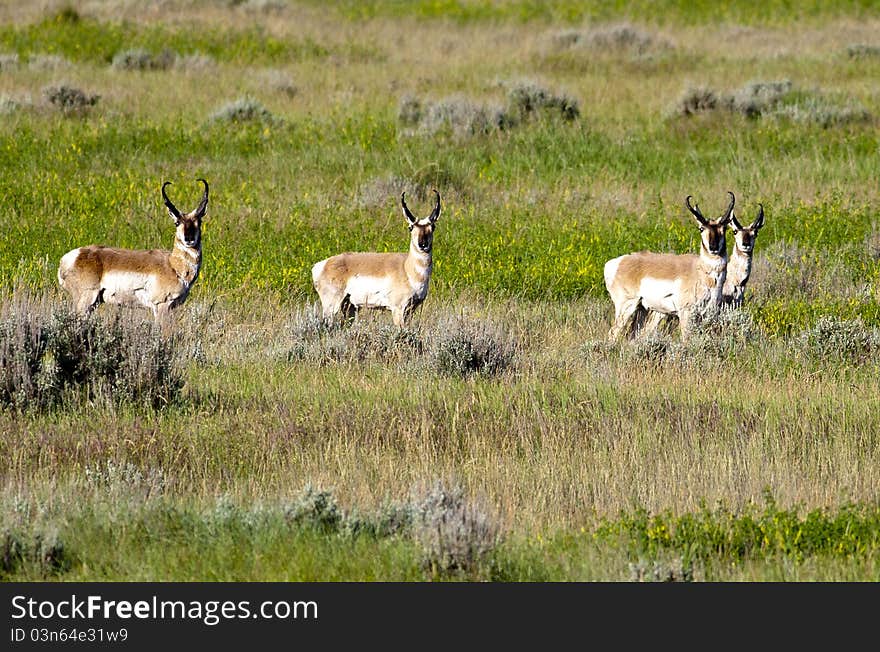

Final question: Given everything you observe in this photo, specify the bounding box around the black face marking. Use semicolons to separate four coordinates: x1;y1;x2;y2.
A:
704;225;726;255
180;219;201;247
415;224;434;252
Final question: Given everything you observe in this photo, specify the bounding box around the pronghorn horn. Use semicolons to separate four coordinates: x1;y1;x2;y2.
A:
401;191;417;224
428;188;441;223
162;181;183;220
685;195;707;225
192;178;209;219
721;191;736;223
752;203;765;230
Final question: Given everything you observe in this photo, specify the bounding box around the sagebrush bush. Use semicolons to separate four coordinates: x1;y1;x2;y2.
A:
725;79;793;117
400;81;579;138
550;23;668;56
506;80;580;121
430;316;516;378
283;485;343;534
0;296;184;410
672;80;871;125
284;309;424;365
42;84;99;115
410;481;500;574
847;44;880;59
672;86;719;116
111;48;176;71
794;316;880;365
209;97;278;124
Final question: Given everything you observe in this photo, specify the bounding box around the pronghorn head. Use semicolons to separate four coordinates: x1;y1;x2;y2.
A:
730;203;765;254
163;179;209;248
686;191;734;257
401;189;441;253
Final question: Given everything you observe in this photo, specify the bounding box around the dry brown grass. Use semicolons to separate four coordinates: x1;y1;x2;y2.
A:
2;294;879;534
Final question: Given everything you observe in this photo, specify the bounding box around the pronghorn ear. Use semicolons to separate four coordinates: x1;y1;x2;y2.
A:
401;191;417;225
162;181;183;224
751;204;765;231
428;189;441;223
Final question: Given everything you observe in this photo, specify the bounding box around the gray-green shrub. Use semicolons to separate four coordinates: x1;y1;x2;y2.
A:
0;296;184;410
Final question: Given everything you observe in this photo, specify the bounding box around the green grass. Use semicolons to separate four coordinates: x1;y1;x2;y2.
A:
305;0;880;26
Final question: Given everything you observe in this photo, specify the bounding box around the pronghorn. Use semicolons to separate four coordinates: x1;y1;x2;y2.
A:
57;179;208;324
604;192;734;340
722;203;765;308
312;190;441;327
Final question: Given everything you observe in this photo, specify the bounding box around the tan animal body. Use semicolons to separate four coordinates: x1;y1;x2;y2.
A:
604;192;734;340
722;204;765;308
312;190;441;327
57;179;208;323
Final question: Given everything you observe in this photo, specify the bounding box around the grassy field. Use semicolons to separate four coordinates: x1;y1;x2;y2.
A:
1;0;880;581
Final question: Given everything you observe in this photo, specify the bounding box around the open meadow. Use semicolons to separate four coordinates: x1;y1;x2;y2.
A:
2;0;880;581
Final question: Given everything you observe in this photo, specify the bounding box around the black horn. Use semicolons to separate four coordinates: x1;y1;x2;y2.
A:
162;181;183;220
721;191;736;223
428;188;441;223
401;191;417;224
193;178;209;218
685;195;707;225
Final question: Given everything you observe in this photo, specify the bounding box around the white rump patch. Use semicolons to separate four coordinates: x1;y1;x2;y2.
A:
59;249;81;274
603;256;623;288
311;259;328;284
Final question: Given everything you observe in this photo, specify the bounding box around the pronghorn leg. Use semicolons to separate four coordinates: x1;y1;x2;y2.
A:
391;306;406;327
678;308;693;341
608;298;642;341
154;303;174;333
